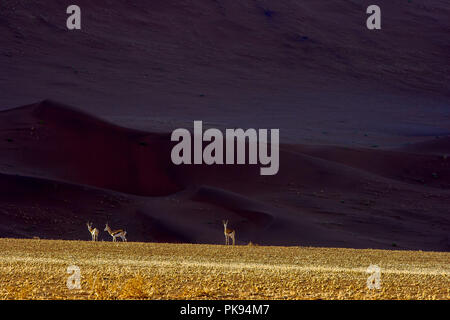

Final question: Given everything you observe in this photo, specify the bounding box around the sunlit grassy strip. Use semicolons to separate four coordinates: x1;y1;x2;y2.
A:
1;256;448;276
0;239;448;300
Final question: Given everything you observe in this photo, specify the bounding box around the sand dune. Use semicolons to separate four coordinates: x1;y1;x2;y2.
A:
400;137;450;155
286;144;450;190
0;101;449;250
0;100;180;196
0;1;449;250
191;186;275;226
0;1;449;147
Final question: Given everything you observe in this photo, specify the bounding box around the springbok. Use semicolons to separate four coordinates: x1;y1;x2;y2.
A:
86;222;99;241
222;220;236;245
104;223;127;242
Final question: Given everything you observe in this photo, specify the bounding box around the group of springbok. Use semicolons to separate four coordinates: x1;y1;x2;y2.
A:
87;220;236;245
86;222;127;242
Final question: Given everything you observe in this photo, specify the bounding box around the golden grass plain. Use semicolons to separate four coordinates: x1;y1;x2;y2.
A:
0;238;448;300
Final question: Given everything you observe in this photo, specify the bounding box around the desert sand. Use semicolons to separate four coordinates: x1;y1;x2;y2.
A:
0;100;449;251
0;1;449;251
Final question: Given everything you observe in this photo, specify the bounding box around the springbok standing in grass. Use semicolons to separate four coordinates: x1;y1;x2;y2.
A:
86;222;99;241
104;223;127;242
222;220;236;245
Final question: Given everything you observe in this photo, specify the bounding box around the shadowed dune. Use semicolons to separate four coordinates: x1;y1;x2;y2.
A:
400;137;450;155
0;101;449;250
0;100;181;196
286;144;450;190
0;1;449;249
0;0;449;150
191;186;275;227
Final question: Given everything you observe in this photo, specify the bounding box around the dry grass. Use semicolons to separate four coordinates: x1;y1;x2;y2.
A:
0;238;448;300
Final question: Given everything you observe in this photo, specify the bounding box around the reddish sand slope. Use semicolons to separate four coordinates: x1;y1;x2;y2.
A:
0;100;180;196
0;101;449;250
0;1;449;250
0;1;449;147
